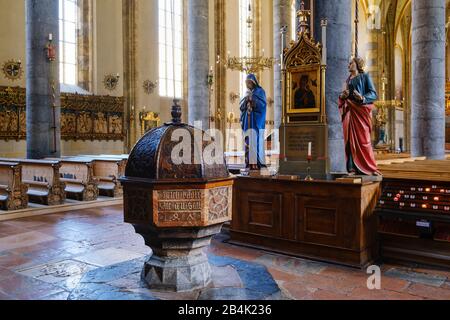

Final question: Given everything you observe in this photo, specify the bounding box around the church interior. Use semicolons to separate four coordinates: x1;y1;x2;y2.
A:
0;0;450;302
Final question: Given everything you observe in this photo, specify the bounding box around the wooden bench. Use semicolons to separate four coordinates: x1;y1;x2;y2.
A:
76;156;126;197
46;158;99;201
0;162;28;210
0;158;66;205
379;159;450;182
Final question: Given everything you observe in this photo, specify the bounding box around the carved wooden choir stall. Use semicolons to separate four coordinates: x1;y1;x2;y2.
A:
46;158;99;202
76;156;127;198
0;158;66;205
0;162;28;211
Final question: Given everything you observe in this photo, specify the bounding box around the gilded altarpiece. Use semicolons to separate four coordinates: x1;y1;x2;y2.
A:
0;86;125;141
279;30;328;177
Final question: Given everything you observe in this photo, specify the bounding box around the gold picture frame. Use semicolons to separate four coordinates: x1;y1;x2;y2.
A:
282;29;326;124
140;111;161;136
286;64;321;114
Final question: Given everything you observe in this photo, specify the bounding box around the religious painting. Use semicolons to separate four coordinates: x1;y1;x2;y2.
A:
61;112;77;134
19;109;26;135
0;86;125;141
0;107;18;133
140;111;161;136
78;112;93;134
286;65;321;115
282;26;324;121
94;112;108;134
290;68;319;112
108;114;123;134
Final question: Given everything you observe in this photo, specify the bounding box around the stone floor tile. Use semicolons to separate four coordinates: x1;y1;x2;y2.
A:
255;254;327;275
411;267;450;279
0;231;56;252
279;282;316;300
406;283;450;300
18;260;97;284
309;289;354;300
0;273;64;300
379;276;411;292
0;267;17;282
349;287;424;300
0;252;30;269
211;265;243;288
0;289;15;300
384;268;447;287
1;205;450;300
289;273;360;295
268;267;304;283
140;288;200;301
1;219;48;229
74;248;146;267
39;290;70;300
0;223;29;237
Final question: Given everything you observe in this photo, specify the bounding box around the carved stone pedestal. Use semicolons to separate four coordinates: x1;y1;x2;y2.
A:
137;224;222;291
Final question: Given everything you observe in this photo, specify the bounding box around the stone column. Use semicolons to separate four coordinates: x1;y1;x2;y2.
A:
188;0;209;130
273;0;291;129
411;0;446;159
26;0;60;159
314;0;350;173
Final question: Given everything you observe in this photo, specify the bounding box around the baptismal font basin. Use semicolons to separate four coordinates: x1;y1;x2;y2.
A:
119;102;234;292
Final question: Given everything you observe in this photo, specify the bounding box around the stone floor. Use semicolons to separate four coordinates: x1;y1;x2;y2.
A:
0;205;449;300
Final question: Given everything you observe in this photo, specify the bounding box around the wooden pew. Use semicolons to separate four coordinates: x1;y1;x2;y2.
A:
0;162;28;210
46;158;99;201
0;158;66;205
379;159;450;182
75;156;126;197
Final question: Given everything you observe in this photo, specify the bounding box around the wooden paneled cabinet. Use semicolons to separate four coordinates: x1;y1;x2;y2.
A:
230;176;381;268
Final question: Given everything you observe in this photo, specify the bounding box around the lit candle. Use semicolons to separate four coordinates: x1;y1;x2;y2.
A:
308;142;312;158
49;33;53;41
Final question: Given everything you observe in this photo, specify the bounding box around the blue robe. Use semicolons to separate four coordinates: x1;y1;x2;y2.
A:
240;80;267;167
347;73;378;104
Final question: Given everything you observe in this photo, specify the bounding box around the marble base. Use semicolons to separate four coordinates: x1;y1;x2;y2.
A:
142;253;212;292
133;224;225;292
68;254;285;300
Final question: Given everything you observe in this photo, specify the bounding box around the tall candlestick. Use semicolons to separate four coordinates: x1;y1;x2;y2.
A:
321;19;328;65
280;26;288;70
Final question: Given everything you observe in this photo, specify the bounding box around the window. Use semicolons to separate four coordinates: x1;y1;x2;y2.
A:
158;0;183;98
239;0;253;96
59;0;78;85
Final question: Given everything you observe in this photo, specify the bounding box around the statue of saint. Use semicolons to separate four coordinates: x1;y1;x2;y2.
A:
294;75;316;109
240;74;267;170
339;57;380;176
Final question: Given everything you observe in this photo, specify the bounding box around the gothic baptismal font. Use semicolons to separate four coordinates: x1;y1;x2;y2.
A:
0;0;450;307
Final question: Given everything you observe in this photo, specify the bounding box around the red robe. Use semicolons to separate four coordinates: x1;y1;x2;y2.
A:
339;98;380;175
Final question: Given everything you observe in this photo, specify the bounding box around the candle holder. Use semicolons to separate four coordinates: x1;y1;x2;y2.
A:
305;156;313;181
